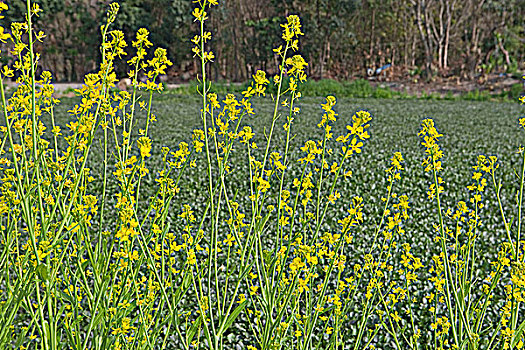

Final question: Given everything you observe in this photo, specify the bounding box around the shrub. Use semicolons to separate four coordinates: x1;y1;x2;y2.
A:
0;1;524;350
345;78;374;98
372;87;393;99
510;82;524;100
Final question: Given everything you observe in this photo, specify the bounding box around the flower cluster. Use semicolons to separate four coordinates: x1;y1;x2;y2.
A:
4;1;525;349
336;110;372;158
419;118;444;172
191;0;219;64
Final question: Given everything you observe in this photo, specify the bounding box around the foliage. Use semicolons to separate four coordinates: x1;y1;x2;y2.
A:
5;0;102;81
1;1;525;350
2;0;524;82
169;78;520;102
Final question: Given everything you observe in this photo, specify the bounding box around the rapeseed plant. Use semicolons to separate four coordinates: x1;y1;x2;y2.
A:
0;0;524;349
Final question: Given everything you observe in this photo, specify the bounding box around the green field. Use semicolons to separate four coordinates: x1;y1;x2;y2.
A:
52;95;523;251
48;95;523;347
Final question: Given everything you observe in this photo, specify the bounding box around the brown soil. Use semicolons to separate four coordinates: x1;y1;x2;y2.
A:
368;73;522;97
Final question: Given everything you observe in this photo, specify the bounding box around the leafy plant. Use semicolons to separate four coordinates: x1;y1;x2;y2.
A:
0;1;524;350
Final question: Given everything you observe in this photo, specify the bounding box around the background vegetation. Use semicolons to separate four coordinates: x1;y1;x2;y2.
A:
2;0;524;82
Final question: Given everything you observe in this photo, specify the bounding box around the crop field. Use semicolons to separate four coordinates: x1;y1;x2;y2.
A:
43;95;523;348
51;95;523;256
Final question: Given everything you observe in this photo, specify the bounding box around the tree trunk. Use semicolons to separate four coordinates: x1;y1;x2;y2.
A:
443;0;454;69
369;6;376;70
412;0;433;78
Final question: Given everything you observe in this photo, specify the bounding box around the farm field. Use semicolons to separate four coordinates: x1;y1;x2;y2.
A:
44;95;523;347
51;95;524;254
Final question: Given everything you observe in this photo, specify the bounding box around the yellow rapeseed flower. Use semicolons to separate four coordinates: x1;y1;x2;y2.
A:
137;136;152;158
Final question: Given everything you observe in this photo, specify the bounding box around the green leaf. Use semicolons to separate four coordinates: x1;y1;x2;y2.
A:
173;272;192;306
92;309;105;329
58;289;74;304
511;318;525;348
187;315;202;345
262;250;272;265
182;271;192;289
238;261;255;280
458;336;470;350
36;264;49;281
219;300;247;336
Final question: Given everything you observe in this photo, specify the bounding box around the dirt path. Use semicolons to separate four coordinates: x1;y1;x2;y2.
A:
4;82;186;94
369;73;522;97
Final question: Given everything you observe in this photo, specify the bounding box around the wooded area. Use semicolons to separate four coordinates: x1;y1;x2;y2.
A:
3;0;524;82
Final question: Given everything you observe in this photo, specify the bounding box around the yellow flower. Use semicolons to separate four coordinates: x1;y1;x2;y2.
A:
137;136;152;158
327;190;341;204
289;257;305;273
239;126;254;143
187;249;196;265
253;70;269;86
281;15;304;42
0;27;10;42
203;51;215;62
237;294;246;303
391;311;401;322
286;55;308;77
348;137;363;154
223;234;235;247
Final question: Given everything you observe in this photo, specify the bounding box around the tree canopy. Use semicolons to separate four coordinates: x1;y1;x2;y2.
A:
2;0;524;82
